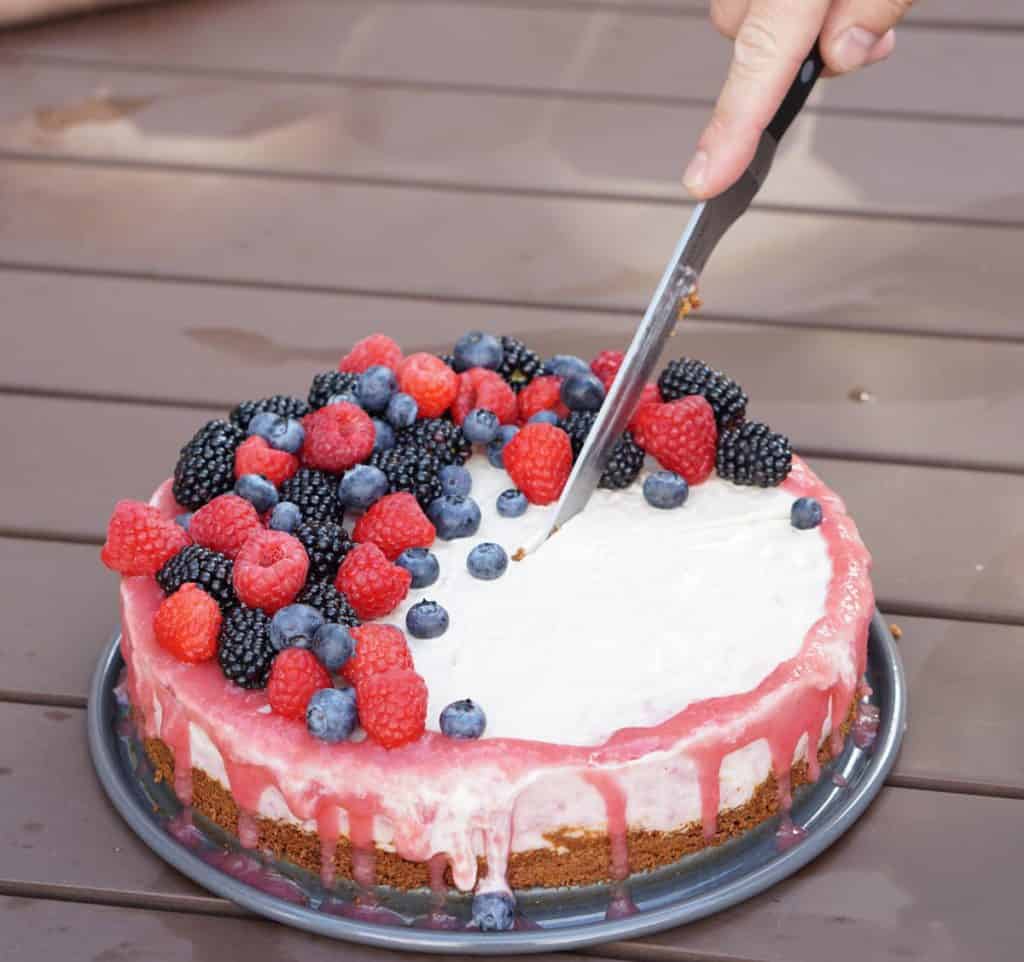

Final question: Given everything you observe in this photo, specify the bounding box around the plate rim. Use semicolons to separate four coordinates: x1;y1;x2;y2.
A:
87;609;906;955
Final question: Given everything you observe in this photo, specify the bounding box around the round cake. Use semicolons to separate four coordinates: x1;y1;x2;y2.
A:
102;333;873;922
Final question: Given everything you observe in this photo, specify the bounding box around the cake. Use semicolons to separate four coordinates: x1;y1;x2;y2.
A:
101;332;873;926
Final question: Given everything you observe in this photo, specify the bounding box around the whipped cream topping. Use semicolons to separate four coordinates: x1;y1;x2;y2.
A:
380;458;831;746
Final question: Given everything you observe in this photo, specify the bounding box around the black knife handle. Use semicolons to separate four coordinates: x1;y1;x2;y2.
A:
766;41;825;143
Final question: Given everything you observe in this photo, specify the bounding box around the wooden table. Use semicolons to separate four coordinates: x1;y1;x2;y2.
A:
1;2;1022;959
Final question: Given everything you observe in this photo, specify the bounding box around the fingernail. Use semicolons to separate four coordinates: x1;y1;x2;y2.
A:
683;149;709;195
832;26;882;72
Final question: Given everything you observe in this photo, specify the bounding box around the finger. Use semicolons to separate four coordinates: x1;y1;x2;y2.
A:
709;0;750;38
684;0;830;199
821;0;910;73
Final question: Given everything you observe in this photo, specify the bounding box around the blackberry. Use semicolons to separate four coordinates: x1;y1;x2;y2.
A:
496;335;542;392
369;446;444;508
557;411;644;490
172;419;244;510
296;580;360;628
279;468;341;525
437;353;455;369
218;606;275;689
295;521;352;582
229;394;310;431
396;418;471;467
308;370;359;410
658;358;747;430
716;421;792;487
156;545;237;610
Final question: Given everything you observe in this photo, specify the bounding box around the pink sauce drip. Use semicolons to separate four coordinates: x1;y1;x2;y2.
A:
125;457;873;894
832;772;849;788
316;802;340;889
158;691;193;806
606;884;639;920
428;853;448;898
237;811;260;850
584;772;630;880
775;814;807;851
853;701;881;749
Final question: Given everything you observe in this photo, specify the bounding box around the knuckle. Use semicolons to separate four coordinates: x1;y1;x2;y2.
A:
732;16;781;71
709;0;741;37
886;0;914;18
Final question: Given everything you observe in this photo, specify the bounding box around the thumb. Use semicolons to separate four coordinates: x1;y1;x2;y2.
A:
684;0;829;199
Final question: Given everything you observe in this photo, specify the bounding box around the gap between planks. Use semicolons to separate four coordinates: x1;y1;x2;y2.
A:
2;263;1023;347
2;149;1021;232
4;51;1024;130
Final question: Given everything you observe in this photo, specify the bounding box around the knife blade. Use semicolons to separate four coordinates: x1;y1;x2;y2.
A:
525;43;824;553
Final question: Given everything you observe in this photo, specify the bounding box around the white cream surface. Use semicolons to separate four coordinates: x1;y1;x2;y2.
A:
381;458;831;746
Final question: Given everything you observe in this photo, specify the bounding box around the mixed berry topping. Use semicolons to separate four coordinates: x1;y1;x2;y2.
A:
104;322;804;752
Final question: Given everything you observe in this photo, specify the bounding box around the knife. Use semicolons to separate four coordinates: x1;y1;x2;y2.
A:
528;42;825;552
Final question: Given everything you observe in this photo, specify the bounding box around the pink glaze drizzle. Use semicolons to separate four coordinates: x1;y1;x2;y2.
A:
124;457;873;894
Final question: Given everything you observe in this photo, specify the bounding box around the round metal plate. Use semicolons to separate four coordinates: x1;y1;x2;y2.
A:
88;610;906;954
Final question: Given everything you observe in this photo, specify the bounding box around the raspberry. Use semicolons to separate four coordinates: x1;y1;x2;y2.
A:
300;402;375;473
233;530;309;614
341;623;413;687
234;436;299;487
189;494;262;560
397;353;458;419
267;648;332;720
590;350;624;387
450;368;518;426
352;492;436;561
502;423;573;506
153;584;222;663
101;500;190;576
339;333;403;374
357;668;427;749
517;375;568;423
335;542;411;619
633;397;717;485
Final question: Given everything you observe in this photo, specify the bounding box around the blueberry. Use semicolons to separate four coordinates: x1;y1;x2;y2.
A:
249;413;306;454
235;473;279;513
356;364;397;414
306;687;358;743
453;331;503;372
328;391;362;408
372;418;396;453
486;425;519;469
472;891;515;932
269;500;302;532
270;604;325;652
543;354;590;379
312;623;355;672
338;464;389;510
385;392;418;428
462;408;500;445
427;495;482;540
406;599;449;639
643;471;689;510
247;411;283;443
439;464;472;498
272;417;305;454
175;512;192;531
528;410;559;425
439;699;487;739
561;371;605;412
395;547;440;589
467;542;508;581
791;497;823;530
496;488;528;518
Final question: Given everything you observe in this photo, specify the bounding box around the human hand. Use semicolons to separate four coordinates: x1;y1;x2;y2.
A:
684;0;912;199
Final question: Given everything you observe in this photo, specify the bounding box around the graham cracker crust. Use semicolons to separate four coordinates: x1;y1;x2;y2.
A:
144;708;852;890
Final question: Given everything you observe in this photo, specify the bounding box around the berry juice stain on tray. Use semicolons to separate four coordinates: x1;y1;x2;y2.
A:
95;328;902;946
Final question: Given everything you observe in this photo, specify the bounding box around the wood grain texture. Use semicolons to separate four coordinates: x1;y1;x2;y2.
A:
3;270;1024;471
1;158;1020;339
0;61;1019;225
2;702;1021;962
2;2;1021;122
2;395;1022;622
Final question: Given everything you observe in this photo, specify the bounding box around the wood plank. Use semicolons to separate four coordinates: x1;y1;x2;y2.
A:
0;898;614;962
3;271;1024;472
2;395;1023;623
1;159;1021;339
2;702;1021;962
2;2;1021;122
1;62;1020;225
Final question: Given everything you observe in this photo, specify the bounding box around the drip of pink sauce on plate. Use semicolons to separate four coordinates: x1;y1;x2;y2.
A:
123;457;872;894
